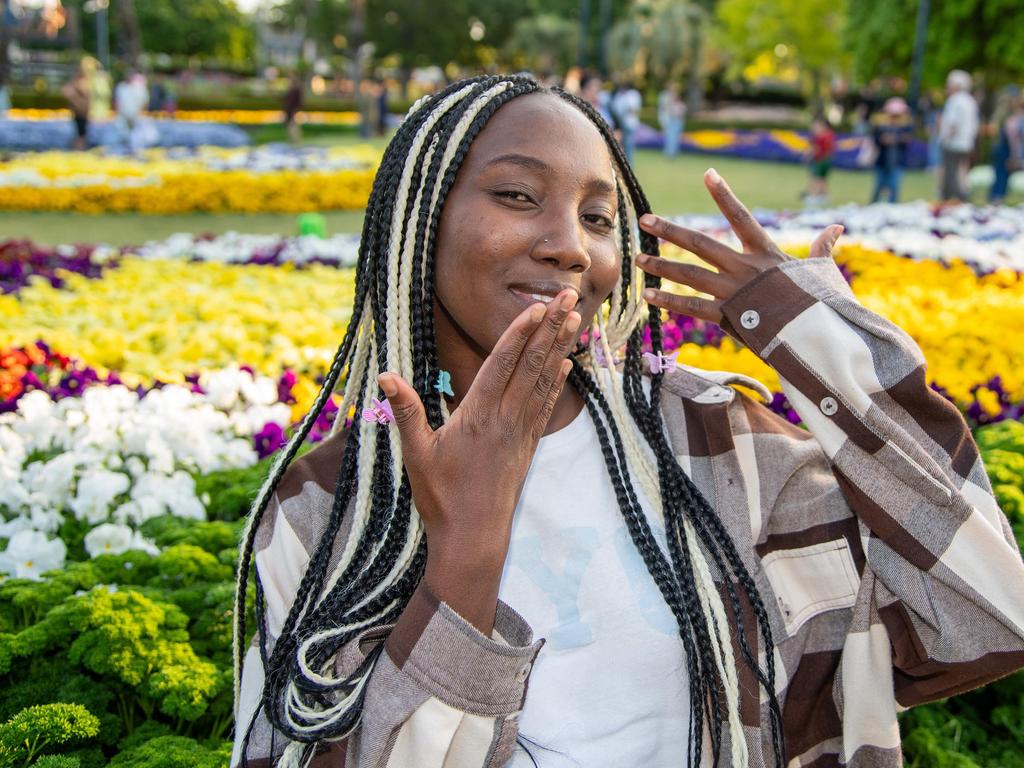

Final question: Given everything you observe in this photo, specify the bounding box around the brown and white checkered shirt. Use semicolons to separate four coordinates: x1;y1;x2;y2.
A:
233;257;1024;767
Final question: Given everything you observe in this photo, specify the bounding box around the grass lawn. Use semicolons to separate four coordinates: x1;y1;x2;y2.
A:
0;136;961;247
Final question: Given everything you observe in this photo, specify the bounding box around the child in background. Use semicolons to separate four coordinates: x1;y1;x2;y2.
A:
804;116;835;208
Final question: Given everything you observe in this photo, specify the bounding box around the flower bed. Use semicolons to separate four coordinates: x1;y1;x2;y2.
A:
634;124;929;169
0;147;378;213
1;208;1024;765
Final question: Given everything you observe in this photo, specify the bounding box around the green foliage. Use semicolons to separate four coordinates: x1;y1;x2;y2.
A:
0;704;99;768
976;419;1024;549
106;735;231;768
845;0;1024;88
715;0;848;99
192;454;276;523
30;756;81;768
61;0;255;63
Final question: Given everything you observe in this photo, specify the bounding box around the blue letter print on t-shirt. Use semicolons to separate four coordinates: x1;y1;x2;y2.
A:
511;527;600;650
613;524;677;636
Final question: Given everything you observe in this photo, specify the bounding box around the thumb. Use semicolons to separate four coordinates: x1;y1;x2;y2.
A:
809;224;844;259
378;373;431;456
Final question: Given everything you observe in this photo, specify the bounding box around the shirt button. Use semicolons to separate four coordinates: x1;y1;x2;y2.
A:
820;396;839;416
516;663;532;683
740;310;760;330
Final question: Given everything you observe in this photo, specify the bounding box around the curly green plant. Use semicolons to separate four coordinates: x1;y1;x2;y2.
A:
0;703;99;768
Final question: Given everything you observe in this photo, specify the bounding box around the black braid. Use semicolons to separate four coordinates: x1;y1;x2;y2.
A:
239;75;785;768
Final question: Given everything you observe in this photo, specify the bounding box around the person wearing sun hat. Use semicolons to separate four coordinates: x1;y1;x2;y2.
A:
869;96;914;203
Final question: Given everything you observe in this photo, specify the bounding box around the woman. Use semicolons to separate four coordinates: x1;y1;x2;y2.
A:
232;75;1024;768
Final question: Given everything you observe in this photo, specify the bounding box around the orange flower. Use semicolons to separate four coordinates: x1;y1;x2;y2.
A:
0;372;24;401
24;344;47;365
0;349;29;369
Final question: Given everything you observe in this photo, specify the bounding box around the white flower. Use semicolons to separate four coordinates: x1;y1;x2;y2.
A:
84;523;135;557
0;530;66;580
0;516;33;538
71;470;131;524
239;374;278;406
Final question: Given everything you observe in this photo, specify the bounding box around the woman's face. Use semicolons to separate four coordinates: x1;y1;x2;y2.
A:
433;93;622;364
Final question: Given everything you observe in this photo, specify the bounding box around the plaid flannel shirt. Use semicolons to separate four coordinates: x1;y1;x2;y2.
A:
233;257;1024;767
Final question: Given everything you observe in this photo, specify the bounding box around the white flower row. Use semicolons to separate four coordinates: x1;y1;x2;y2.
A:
134;231;361;267
121;202;1024;274
0;365;292;580
671;201;1024;272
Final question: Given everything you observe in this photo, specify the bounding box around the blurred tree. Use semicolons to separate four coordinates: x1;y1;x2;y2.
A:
845;0;1024;88
114;0;141;67
602;1;697;90
715;0;846;106
65;0;254;64
503;14;579;76
366;0;525;94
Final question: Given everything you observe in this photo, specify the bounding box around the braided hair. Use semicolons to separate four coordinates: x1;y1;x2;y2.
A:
233;74;785;768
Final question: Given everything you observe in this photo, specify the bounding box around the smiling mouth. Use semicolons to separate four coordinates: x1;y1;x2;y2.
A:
508;286;581;308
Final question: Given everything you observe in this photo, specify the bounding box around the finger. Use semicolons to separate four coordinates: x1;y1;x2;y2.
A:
643;288;722;324
636;252;734;298
500;289;579;417
378;373;431;458
471;302;548;410
638;215;740;270
531;359;573;441
702;168;774;253
520;309;581;426
809;224;844;259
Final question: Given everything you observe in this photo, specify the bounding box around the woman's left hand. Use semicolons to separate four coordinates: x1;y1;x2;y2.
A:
635;168;844;325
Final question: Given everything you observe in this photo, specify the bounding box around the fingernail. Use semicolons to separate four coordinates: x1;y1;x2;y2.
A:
706;168;721;184
378;374;397;398
639;213;657;227
560;289;578;310
530;303;546;322
636;252;649;264
643;288;656;301
565;312;581;333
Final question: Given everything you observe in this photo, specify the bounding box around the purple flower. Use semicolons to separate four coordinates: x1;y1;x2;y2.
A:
254;422;287;458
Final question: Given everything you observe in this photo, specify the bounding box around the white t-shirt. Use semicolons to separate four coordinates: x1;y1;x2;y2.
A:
499;404;692;767
940;91;979;152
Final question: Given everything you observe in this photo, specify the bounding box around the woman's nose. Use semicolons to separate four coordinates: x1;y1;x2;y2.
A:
531;218;592;273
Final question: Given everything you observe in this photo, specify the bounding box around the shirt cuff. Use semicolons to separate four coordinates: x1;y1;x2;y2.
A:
383;582;544;715
719;256;852;356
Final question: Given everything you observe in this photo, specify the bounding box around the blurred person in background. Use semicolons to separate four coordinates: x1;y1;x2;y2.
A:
939;70;979;202
803;115;836;208
114;70;148;154
657;82;686;158
62;66;91;150
611;80;642;166
988;87;1024;204
580;73;615;131
870;97;914;203
283;72;304;144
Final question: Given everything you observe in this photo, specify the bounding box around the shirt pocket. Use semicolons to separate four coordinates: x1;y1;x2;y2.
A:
761;539;861;637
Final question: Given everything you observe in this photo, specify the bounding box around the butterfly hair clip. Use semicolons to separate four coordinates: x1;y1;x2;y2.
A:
643;351;678;375
434;370;454;397
361;398;394;425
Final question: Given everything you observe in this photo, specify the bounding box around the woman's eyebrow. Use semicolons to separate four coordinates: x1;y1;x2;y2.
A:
484;153;616;196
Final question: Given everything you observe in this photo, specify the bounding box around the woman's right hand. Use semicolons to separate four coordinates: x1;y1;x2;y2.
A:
378;289;580;632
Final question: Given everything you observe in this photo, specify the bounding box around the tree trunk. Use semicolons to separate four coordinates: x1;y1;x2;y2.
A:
685;15;703;115
114;0;142;68
0;0;10;88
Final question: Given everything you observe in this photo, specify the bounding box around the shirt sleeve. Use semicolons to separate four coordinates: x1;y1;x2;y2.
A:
719;256;1024;708
232;492;543;768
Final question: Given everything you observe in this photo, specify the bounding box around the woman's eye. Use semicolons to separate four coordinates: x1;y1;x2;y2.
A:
583;213;615;230
495;190;533;203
